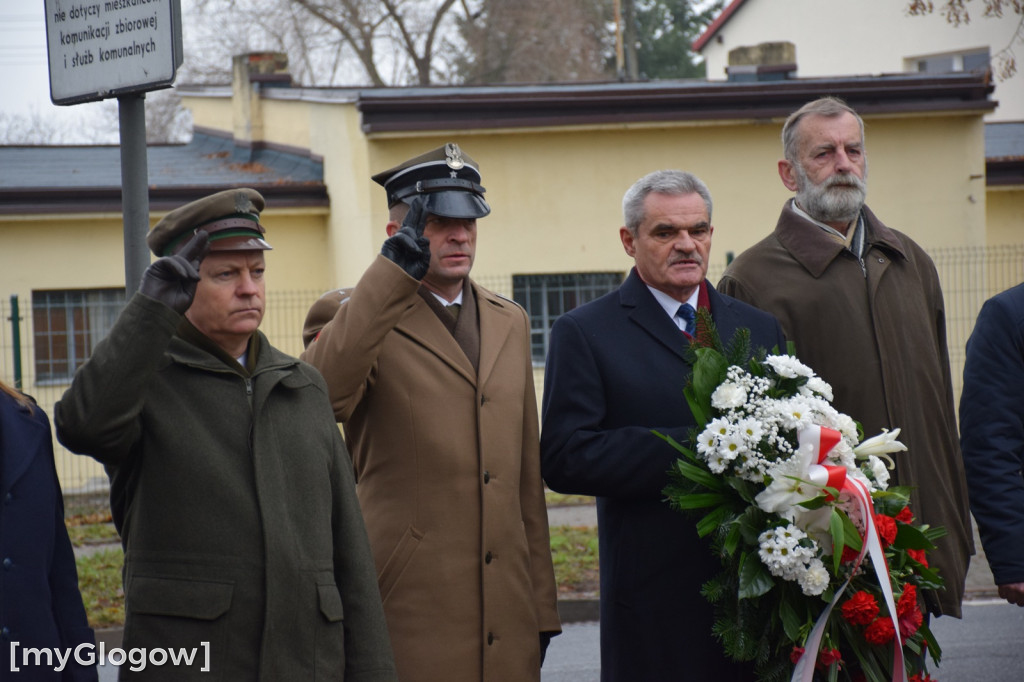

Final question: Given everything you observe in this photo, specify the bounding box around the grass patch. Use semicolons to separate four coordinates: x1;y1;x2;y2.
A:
545;491;596;507
549;525;599;598
76;548;125;629
67;522;120;546
65;493;119;547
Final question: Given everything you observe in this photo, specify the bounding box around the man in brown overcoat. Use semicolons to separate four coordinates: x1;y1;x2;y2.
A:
719;97;973;618
302;143;561;682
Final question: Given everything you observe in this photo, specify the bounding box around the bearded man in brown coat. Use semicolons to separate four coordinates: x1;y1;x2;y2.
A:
719;97;973;618
301;144;561;682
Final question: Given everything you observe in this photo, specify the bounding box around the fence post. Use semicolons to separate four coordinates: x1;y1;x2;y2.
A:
9;295;23;389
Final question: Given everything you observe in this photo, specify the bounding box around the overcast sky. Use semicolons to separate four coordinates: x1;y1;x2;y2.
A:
0;0;113;135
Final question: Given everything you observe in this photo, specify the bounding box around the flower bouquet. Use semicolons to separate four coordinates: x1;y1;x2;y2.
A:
659;319;945;682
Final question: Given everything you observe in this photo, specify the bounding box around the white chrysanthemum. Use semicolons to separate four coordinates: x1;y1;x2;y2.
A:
711;382;748;410
828;438;857;470
735;417;764;445
716;433;746;472
804;375;834;401
696;427;719;457
865;455;890;490
775;398;815;431
758;525;816;581
765;354;814;379
798;558;830;596
829;413;859;441
706;449;731;474
707;417;731;437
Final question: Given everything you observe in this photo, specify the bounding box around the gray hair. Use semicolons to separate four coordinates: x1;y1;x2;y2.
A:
622;170;713;233
782;97;865;162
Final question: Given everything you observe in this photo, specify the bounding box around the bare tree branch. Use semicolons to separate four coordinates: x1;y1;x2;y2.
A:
906;0;1022;79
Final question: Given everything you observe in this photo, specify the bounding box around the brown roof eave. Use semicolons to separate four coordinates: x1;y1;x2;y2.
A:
0;183;329;217
987;158;1024;187
358;74;995;134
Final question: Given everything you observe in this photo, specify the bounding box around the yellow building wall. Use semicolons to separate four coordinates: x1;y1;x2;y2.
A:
181;91;990;289
987;187;1024;246
0;90;995;491
0;206;328;490
312;112;989;289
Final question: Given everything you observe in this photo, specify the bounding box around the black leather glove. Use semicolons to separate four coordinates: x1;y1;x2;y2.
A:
540;631;553;666
381;195;431;280
139;230;209;314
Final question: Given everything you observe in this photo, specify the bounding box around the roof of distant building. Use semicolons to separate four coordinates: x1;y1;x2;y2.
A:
986;122;1024;186
0;129;327;215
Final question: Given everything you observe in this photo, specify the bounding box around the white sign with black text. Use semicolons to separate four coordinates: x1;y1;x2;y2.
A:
44;0;182;106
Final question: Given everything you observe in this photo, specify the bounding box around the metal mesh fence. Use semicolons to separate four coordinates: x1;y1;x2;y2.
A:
3;245;1022;494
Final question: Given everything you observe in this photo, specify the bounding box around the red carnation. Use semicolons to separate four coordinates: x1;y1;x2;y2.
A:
896;506;914;523
790;646;805;664
897;585;924;638
875;514;898;547
907;548;929;567
817;647;843;670
909;673;936;682
864;617;896;645
841;590;879;626
841;544;861;563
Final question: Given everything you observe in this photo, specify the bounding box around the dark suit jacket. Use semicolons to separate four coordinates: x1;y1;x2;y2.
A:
0;391;96;681
541;269;785;682
959;282;1024;587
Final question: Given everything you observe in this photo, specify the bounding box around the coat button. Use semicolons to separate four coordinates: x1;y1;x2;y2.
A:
485;551;493;564
3;492;11;504
1;626;9;640
483;471;490;484
487;632;494;645
2;558;11;570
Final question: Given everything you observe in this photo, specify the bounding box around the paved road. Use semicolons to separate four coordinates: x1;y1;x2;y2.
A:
540;599;1024;682
94;600;1021;681
93;506;1017;680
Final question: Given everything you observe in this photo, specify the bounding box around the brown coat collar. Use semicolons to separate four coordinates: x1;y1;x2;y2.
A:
775;201;908;279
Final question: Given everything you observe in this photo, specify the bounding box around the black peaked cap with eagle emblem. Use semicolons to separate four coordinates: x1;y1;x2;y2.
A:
371;142;491;220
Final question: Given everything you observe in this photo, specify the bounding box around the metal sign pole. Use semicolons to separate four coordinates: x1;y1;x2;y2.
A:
44;0;183;296
119;93;149;297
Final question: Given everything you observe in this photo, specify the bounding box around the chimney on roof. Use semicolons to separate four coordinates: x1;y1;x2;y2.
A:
726;42;796;82
232;52;291;159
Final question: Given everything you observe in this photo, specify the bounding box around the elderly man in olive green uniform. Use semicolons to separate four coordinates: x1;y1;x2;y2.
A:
301;144;561;682
56;189;396;681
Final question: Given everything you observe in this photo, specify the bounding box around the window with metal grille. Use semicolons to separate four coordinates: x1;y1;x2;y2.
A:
32;289;125;383
513;272;624;364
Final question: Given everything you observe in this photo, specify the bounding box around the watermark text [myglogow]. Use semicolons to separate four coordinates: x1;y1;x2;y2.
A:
9;640;211;673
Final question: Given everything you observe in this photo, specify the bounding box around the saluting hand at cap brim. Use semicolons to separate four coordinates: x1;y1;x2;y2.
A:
139;230;211;314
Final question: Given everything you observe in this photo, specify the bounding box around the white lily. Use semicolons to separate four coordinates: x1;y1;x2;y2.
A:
853;428;907;469
755;451;818;516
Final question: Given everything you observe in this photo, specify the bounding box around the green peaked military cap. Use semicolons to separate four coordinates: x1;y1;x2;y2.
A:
147;188;273;257
372;142;491;220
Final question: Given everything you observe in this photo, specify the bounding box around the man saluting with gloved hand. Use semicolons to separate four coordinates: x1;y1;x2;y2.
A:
301;144;561;682
55;188;396;681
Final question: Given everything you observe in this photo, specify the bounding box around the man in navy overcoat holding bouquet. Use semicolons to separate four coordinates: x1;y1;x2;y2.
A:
541;169;786;681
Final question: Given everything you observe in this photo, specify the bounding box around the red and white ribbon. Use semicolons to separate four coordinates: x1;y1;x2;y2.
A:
791;425;906;682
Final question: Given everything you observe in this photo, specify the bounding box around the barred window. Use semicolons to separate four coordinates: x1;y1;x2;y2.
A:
513;272;624;364
33;289;125;383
